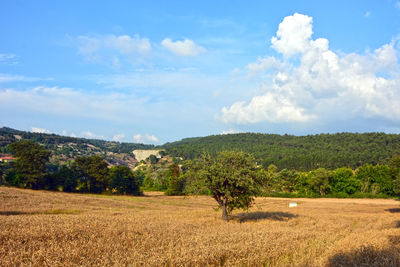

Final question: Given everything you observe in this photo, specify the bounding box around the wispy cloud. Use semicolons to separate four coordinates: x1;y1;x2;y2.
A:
0;53;17;65
95;70;223;93
77;34;151;65
0;73;51;83
364;11;371;18
0;86;150;122
0;83;222;143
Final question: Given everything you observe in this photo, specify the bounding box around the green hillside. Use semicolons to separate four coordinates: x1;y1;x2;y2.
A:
0;127;154;167
3;127;400;171
162;132;400;171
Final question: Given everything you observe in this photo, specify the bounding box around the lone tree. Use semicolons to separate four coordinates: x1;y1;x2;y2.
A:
10;140;51;189
199;151;261;221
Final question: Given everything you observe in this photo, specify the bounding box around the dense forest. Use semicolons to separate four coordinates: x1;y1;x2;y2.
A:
162;132;400;171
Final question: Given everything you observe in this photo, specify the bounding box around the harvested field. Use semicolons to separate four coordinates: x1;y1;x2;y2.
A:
1;186;400;266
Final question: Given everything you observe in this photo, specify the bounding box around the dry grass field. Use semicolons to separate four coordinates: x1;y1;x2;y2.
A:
1;186;400;266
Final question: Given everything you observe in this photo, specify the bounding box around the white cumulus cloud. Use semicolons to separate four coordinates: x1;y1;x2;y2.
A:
81;131;105;140
222;91;315;124
82;131;97;139
161;38;206;56
245;56;286;77
112;133;125;142
222;13;400;125
271;13;313;57
133;134;159;144
31;127;51;134
221;129;240;135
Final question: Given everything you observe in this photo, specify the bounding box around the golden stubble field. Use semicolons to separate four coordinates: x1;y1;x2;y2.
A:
1;186;400;266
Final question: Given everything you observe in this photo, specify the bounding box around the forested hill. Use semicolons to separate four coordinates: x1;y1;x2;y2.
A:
3;126;400;171
162;133;400;171
0;127;154;166
0;127;154;153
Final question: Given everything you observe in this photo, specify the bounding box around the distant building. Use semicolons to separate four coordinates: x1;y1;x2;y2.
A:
0;156;15;163
132;150;161;162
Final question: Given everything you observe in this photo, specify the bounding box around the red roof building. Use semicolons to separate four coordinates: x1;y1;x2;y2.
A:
0;156;16;163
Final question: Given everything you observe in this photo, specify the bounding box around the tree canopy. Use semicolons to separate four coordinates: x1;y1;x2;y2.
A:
196;151;262;221
72;155;109;193
10;140;51;189
109;165;142;195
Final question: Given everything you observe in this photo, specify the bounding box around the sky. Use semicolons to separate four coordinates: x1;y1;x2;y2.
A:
1;1;400;144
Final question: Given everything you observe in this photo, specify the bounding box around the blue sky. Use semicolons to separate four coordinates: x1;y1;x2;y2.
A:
1;1;400;144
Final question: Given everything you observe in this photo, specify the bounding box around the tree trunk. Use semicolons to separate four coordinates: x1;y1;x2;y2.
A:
221;202;229;222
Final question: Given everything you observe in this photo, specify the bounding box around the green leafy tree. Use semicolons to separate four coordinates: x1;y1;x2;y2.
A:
142;174;155;190
355;164;392;195
294;172;312;195
165;163;184;196
308;168;332;196
180;159;209;195
331;167;361;195
72;155;109;193
198;151;261;221
109;165;142;195
274;169;299;193
10;140;51;189
390;156;400;196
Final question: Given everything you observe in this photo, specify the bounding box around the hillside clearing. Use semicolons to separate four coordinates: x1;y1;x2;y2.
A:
1;187;399;266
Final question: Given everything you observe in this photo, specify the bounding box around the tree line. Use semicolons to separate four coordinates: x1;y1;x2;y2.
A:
2;140;400;221
2;140;400;200
141;152;400;199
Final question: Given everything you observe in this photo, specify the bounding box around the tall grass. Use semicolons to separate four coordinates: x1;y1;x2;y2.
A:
1;186;399;266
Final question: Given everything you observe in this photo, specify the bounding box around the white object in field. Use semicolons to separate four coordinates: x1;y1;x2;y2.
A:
289;202;297;208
